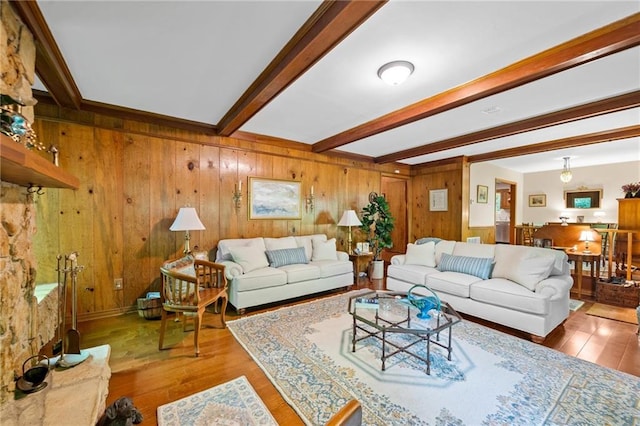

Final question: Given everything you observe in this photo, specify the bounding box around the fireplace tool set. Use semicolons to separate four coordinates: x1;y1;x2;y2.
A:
53;252;89;368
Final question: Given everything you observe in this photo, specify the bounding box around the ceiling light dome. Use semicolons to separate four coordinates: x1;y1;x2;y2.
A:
377;60;414;86
560;156;572;183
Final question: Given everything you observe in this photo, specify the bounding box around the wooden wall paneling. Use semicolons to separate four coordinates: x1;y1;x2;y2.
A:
57;123;96;314
303;159;322;237
32;120;61;285
122;133;151;308
148;136;176;288
198;143;220;258
460;158;471;241
219;148;240;241
92;129;124;312
468;227;495;244
174;141;201;254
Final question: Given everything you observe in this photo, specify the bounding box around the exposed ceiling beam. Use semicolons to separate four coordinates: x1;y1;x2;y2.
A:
10;0;82;109
374;90;640;164
466;125;640;164
216;0;386;137
313;12;640;153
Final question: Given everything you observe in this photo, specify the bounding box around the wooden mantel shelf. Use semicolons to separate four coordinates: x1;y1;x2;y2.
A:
0;134;79;189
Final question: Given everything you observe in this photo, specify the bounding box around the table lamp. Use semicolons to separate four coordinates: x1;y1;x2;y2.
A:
170;207;206;254
579;230;594;254
337;210;362;254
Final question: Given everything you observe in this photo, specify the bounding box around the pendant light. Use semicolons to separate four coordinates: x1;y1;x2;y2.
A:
560;157;572;183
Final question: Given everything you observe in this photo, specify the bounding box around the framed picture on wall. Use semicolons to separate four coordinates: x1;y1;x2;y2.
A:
477;185;488;204
429;189;448;211
528;194;546;207
249;177;302;219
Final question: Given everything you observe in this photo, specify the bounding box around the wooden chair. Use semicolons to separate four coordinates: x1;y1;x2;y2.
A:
326;399;362;426
522;223;535;246
158;256;228;357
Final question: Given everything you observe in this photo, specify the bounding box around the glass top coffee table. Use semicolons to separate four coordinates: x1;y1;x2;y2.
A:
348;289;462;375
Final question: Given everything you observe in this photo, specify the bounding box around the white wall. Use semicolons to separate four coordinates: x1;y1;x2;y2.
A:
469;162;523;227
469;160;640;227
523;160;640;225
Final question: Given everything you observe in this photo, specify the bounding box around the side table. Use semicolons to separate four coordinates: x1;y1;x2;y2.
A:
349;253;373;282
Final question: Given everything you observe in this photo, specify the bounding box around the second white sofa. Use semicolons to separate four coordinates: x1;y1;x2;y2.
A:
215;234;353;313
386;239;573;340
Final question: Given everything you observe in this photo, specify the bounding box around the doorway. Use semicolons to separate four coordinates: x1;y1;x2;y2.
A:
495;180;516;244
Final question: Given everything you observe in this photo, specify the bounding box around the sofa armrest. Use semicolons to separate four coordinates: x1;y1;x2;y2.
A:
390;255;406;265
337;251;349;261
535;275;573;300
220;260;243;279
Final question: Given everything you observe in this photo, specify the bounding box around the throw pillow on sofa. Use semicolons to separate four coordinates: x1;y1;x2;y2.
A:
265;247;308;267
437;253;494;279
229;245;269;273
505;255;556;291
311;238;338;261
404;242;436;267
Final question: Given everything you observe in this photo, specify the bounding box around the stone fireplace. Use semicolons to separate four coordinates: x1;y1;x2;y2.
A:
0;0;57;404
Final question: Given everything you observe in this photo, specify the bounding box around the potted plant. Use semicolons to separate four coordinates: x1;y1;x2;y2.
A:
621;182;640;198
359;194;395;279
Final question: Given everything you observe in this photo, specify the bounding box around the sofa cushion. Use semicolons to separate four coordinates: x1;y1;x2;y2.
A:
470;278;549;315
505;255;555;291
312;238;338;261
452;242;495;259
416;237;442;245
311;259;352;278
217;237;266;261
233;267;287;292
265;247;308;268
437;253;494;279
405;242;436;267
435;240;456;264
427;271;483;298
387;264;436;286
493;245;568;278
279;263;320;284
229;245;269;273
295;234;327;260
264;236;297;251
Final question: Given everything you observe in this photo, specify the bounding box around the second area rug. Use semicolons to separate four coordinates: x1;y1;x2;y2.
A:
228;291;640;425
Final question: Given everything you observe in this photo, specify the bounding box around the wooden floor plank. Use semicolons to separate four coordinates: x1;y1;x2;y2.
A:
78;284;639;424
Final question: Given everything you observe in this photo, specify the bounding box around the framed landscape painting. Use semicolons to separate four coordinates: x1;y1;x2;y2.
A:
249;178;302;219
477;185;488;204
528;194;546;207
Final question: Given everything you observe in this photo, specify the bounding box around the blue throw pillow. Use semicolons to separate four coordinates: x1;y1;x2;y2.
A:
265;247;308;268
437;253;494;279
416;237;443;245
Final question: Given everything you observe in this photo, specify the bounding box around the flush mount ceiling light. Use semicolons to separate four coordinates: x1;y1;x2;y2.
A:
377;60;414;86
560;156;573;183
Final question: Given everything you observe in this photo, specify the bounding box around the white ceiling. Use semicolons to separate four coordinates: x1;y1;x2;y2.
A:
32;0;640;173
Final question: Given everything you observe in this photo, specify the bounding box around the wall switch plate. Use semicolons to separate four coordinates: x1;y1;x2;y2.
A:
114;278;123;290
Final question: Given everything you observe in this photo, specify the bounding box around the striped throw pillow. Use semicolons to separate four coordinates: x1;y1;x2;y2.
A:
437;253;494;279
265;247;308;268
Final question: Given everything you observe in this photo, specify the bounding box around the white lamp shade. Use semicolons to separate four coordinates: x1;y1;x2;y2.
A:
170;207;205;231
337;210;362;227
579;230;594;242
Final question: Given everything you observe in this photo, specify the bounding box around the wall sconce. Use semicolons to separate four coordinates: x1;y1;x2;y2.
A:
305;185;315;212
232;180;242;212
579;230;594;253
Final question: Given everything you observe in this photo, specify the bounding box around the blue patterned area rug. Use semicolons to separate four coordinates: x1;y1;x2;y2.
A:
156;375;278;426
228;291;640;425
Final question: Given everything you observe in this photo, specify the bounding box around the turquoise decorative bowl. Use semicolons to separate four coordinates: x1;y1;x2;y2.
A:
407;285;441;319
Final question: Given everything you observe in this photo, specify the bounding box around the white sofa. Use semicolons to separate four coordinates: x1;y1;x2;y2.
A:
386;239;573;340
215;234;353;312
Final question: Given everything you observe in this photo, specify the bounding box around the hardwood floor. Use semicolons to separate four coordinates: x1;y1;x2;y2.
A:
79;279;639;425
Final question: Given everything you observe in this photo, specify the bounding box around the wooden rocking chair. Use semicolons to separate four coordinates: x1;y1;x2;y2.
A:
158;257;228;356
